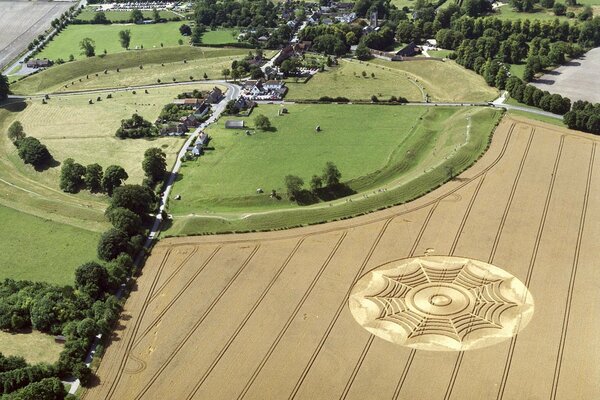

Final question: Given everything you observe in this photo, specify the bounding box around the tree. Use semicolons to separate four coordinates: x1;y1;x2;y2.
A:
222;68;230;80
310;175;323;192
84;163;103;192
92;11;109;24
7;121;25;142
97;228;130;262
106;207;142;235
110;184;157;216
191;24;206;45
16;137;51;168
119;29;131;50
355;42;371;60
59;158;86;193
284;175;304;198
553;3;566;15
523;64;535;82
179;24;192;36
130;8;144;23
75;261;109;298
322;161;341;186
152;8;161;23
102;165;128;195
79;37;96;57
0;74;10;101
254;114;271;131
142;147;167;185
280;57;301;76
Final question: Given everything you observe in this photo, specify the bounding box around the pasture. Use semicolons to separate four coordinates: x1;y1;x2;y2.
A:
10;47;247;95
166;105;502;233
0;0;73;69
86;115;600;400
37;22;186;61
0;85;222;233
0;331;63;365
0;206;99;285
286;58;497;102
201;29;240;45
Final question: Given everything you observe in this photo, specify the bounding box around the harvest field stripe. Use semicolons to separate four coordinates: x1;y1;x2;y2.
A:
132;245;224;347
229;231;348;399
103;248;172;400
495;135;565;400
147;246;199;303
287;218;394;400
133;238;306;400
443;127;535;400
338;201;440;400
549;142;596;400
183;236;314;400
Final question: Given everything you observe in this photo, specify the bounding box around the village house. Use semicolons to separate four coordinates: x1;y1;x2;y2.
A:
26;58;52;68
205;87;224;104
241;79;287;100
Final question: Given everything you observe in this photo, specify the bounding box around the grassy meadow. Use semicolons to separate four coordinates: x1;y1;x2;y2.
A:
287;58;498;102
11;47;247;95
201;29;240;45
0;331;63;365
0;206;99;285
166;104;502;236
37;22;186;61
370;58;499;102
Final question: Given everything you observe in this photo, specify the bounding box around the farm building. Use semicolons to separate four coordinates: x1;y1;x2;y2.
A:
26;58;52;68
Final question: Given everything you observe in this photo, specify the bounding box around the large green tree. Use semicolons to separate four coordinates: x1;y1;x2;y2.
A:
110;184;157;216
16;137;51;168
106;207;142;235
7;121;25;143
142;147;167;185
322;161;342;186
130;8;144;23
119;29;131;50
75;261;109;297
84;163;103;193
97;229;130;262
79;37;96;57
59;158;86;193
102;165;128;195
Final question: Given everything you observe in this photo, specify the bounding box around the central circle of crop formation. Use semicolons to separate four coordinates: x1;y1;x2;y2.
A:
348;256;534;351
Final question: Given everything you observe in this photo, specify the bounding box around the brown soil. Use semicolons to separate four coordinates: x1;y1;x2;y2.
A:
84;115;600;400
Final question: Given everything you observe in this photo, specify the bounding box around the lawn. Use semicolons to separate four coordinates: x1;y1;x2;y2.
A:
76;8;180;22
201;29;240;45
11;47;247;95
37;22;186;61
166;104;501;224
428;49;453;58
369;58;498;102
0;206;99;285
166;105;502;235
509;62;526;79
0;331;63;365
493;4;571;20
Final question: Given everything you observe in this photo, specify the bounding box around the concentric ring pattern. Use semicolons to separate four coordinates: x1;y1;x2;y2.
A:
349;256;534;351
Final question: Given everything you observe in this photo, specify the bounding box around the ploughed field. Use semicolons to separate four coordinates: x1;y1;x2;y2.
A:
0;0;73;69
86;115;600;399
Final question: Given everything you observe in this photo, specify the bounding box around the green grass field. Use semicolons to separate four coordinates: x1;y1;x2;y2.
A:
11;47;247;95
0;85;218;234
0;206;99;285
0;331;63;365
285;59;423;101
37;22;185;61
507;109;565;127
287;58;497;102
165;104;502;235
201;29;240;44
76;8;180;22
493;4;572;20
428;49;452;58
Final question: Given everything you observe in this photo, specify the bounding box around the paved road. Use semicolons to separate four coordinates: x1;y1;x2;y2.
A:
146;81;240;241
492;90;562;120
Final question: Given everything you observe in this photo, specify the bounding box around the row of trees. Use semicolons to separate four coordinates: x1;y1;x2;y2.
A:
60;159;128;195
194;0;280;28
115;113;157;139
284;161;343;204
506;76;572;114
563;101;600;134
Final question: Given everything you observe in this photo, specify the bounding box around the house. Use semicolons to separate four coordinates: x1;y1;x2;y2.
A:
180;114;199;128
334;12;356;23
264;80;284;91
225;120;245;129
396;41;421;57
26;58;52;68
196;131;209;146
205;87;224;104
258;35;269;42
193;102;210;118
172;98;203;106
